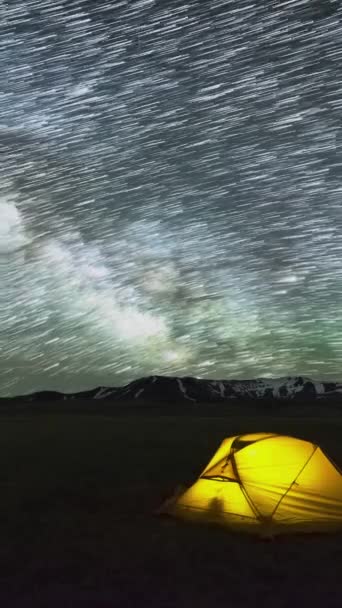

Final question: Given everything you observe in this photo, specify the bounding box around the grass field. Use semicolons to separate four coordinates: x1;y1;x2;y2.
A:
1;408;342;607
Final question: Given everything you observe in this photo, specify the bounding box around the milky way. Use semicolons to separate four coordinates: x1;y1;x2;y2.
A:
1;1;342;396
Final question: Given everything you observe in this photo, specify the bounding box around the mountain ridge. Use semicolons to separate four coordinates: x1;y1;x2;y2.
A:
2;375;342;404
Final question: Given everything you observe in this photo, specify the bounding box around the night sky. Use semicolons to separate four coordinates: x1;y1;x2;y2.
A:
1;0;342;396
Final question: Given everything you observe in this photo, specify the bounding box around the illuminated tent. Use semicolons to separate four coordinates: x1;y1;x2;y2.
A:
162;433;342;536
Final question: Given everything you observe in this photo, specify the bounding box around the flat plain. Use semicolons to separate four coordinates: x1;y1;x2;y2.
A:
1;403;342;607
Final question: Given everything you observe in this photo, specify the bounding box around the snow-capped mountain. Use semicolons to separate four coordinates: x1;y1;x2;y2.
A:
2;375;342;404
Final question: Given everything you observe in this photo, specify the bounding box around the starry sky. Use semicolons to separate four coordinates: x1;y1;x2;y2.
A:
1;0;342;396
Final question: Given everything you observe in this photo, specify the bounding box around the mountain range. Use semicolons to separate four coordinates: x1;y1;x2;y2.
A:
2;375;342;404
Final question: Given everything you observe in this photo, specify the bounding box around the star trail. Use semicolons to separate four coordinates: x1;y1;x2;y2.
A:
1;0;342;396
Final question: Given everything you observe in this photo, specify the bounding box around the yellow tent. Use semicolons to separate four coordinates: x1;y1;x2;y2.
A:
162;433;342;536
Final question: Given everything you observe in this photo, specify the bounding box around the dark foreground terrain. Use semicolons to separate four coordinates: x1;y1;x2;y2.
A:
1;405;342;607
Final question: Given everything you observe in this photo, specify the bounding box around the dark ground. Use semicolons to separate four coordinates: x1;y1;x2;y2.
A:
0;403;342;607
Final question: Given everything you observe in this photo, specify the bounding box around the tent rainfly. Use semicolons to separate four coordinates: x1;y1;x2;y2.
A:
161;433;342;536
